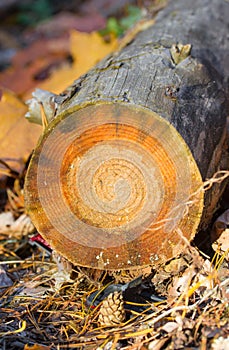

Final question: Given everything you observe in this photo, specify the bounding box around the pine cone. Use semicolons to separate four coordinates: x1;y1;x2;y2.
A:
98;291;126;327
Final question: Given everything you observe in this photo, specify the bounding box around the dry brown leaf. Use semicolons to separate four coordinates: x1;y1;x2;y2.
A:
51;250;73;290
0;29;117;101
0;89;42;176
0;38;70;97
212;229;229;256
0;211;34;238
168;267;195;301
0;265;13;288
161;321;179;334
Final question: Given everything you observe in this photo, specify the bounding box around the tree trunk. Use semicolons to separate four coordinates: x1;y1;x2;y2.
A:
25;0;229;269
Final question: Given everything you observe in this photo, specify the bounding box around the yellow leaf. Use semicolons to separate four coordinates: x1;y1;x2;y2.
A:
35;30;117;95
70;30;117;71
0;89;42;176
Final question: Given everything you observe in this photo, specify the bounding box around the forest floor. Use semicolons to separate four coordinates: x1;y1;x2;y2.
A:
0;1;228;349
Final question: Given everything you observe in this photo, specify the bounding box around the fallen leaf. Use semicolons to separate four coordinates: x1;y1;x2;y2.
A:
168;268;195;300
0;265;13;288
0;37;70;97
34;30;117;95
19;281;50;298
161;321;178;333
212;229;229;256
0;26;117;101
51;250;73;290
0;89;42;177
0;211;34;238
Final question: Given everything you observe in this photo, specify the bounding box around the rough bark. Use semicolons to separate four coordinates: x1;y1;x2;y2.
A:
25;0;229;269
56;0;228;179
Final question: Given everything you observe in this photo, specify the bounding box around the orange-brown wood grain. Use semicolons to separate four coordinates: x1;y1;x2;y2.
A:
25;103;203;269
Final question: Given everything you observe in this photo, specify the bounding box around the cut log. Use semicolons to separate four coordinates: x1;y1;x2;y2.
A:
24;0;229;269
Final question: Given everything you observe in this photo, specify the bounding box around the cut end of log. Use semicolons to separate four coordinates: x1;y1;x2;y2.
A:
24;102;203;269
